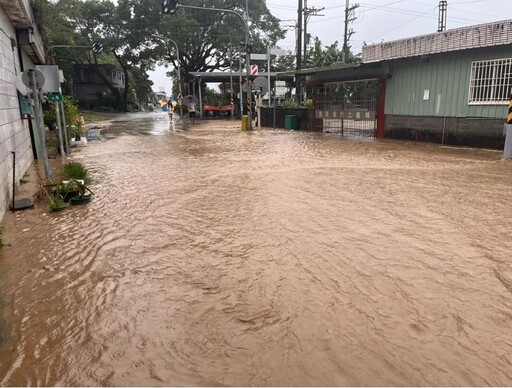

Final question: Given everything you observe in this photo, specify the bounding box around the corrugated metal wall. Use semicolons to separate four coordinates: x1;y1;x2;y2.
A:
386;47;512;118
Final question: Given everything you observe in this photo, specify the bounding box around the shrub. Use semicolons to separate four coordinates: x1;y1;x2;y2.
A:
63;161;88;181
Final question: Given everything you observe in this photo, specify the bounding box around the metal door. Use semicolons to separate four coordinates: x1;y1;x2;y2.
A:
314;80;378;138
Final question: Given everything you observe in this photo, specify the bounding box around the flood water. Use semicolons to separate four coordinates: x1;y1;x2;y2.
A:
1;112;512;386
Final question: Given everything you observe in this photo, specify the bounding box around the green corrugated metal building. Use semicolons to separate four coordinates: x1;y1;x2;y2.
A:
305;19;512;148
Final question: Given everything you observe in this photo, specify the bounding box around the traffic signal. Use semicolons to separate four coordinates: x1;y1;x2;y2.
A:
92;42;103;53
162;0;178;14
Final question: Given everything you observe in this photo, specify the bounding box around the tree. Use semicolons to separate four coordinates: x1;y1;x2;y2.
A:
34;0;286;110
33;0;157;111
144;0;286;91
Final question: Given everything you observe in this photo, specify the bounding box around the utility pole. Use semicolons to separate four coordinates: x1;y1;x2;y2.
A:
437;1;447;32
296;0;303;102
303;1;324;65
342;0;359;63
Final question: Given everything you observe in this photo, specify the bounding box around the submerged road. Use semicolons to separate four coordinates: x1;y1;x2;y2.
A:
1;112;511;386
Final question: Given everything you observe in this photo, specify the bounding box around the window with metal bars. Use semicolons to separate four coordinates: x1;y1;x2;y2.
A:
469;58;512;105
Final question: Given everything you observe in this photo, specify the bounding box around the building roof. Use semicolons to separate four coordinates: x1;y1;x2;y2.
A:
362;19;512;63
279;61;391;84
188;71;294;83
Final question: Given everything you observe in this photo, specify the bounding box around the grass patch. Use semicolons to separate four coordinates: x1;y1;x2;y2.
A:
82;111;120;123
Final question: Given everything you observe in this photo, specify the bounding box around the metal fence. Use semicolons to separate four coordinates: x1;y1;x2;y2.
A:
314;80;378;138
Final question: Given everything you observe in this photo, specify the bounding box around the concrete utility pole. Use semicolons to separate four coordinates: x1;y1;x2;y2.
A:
296;0;303;102
437;1;448;32
303;0;324;65
342;0;359;63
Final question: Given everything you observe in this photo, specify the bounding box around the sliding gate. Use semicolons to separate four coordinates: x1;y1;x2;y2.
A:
314;80;378;138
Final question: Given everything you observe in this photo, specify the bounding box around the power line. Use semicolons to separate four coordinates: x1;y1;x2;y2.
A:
367;5;437;42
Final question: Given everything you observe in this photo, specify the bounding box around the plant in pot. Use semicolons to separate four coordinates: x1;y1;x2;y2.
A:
46;190;69;212
67;179;95;205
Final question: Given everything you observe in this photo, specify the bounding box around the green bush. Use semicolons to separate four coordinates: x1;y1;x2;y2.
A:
63;161;88;181
43;106;57;130
279;99;313;109
302;99;313;109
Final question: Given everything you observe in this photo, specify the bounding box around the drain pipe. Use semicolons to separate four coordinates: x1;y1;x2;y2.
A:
11;151;15;213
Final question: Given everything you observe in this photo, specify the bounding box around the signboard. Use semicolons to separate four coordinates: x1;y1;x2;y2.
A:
47;93;63;102
35;65;61;93
19;95;32;118
21;70;45;89
250;53;268;61
253;77;268;95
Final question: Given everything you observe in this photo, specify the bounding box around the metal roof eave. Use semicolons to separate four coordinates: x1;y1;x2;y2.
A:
188;71;294;83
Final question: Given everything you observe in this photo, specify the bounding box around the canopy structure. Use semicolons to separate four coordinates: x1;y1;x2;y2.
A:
187;71;295;116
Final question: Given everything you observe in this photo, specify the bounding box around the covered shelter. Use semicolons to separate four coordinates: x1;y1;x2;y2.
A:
187;71;294;116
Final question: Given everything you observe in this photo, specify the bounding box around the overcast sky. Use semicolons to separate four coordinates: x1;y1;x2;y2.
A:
148;0;507;94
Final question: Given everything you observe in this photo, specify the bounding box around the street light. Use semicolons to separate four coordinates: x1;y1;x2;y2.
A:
152;34;183;118
161;1;253;130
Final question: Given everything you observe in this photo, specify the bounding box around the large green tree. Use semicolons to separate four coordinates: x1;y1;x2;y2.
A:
34;0;286;109
305;38;360;68
141;0;286;92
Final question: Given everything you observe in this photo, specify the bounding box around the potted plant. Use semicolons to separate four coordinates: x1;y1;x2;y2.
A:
46;191;69;212
68;179;94;205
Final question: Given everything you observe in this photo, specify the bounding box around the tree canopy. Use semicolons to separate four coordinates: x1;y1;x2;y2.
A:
34;0;287;110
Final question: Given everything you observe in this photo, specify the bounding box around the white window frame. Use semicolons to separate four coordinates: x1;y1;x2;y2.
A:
468;58;512;105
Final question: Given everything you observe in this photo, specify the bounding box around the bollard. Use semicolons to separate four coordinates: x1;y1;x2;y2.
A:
504;87;512;159
241;115;248;131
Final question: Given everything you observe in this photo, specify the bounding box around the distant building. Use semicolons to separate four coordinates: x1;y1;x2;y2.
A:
0;0;45;218
72;64;125;107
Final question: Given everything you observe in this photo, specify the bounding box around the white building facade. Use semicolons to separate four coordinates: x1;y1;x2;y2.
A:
0;0;45;219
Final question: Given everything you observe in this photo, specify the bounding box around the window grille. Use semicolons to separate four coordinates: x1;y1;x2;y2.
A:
469;58;512;104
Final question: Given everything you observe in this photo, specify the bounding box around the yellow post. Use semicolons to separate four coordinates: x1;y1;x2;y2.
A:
241;115;248;131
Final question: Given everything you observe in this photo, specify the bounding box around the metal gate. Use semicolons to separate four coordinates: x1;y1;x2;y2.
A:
314;80;378;138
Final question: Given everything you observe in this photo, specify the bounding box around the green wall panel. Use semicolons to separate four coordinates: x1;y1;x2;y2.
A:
385;47;512;118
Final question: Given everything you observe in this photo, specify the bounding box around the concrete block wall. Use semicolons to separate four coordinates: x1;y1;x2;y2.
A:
0;8;34;219
385;115;505;149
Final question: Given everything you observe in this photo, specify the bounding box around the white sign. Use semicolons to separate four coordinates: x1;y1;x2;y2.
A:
250;53;268;61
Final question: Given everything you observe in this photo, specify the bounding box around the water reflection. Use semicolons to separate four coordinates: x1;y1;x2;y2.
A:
1;112;511;386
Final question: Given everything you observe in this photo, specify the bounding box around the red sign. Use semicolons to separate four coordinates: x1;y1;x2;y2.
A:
251;65;258;76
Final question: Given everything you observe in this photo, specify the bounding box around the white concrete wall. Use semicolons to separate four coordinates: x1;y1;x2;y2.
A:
0;7;34;219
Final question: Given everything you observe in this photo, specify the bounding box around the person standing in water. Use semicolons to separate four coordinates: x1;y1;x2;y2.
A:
167;100;174;122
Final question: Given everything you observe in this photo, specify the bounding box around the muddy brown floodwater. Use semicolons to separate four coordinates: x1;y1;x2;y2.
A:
1;112;512;386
